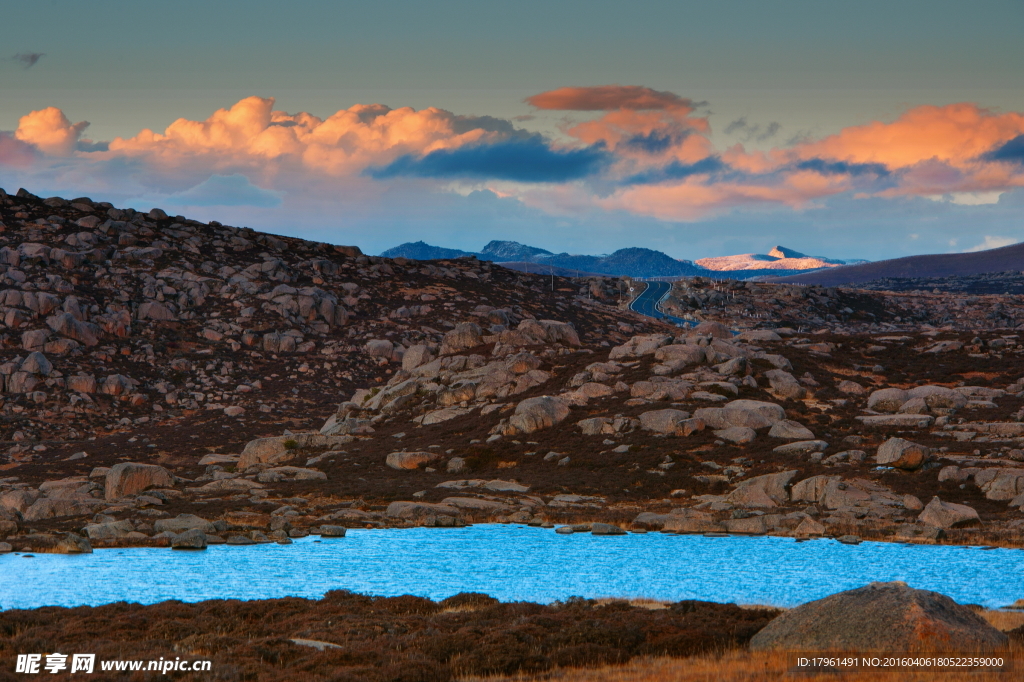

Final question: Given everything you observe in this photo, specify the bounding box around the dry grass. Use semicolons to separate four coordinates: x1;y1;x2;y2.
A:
982;610;1024;632
461;644;1022;682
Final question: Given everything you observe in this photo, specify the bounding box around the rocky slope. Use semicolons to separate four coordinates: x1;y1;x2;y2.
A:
2;186;1024;554
770;240;1024;286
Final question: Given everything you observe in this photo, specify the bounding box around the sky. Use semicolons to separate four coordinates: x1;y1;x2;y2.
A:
1;0;1023;261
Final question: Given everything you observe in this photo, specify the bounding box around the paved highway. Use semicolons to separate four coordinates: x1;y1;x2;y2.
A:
628;281;692;327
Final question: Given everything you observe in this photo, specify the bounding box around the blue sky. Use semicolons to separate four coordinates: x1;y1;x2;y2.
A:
2;0;1023;259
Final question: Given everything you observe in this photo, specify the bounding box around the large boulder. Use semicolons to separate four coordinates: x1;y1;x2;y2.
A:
749;582;1007;652
171;529;208;550
608;334;672;359
154;514;216;534
20;351;53;376
768;420;815;440
867;388;910;413
727;471;797;508
633;509;724;533
440;322;483;355
104;463;174;501
507;396;570;434
907;385;968;411
363;339;394;358
918;497;980;529
530;320;581;347
714;426;757;444
693;321;732;339
238;433;351;469
976;469;1024;501
402;344;435;371
652;343;705;366
0;507;20;536
82;520;134;540
876;438;930;470
385;451;442;470
764;369;806;400
499;319;580;347
790;475;841;504
694;400;785;430
638;409;702;436
0;489;40;513
385;501;460;520
22;497;102;522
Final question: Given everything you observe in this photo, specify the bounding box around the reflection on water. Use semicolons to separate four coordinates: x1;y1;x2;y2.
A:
2;525;1022;610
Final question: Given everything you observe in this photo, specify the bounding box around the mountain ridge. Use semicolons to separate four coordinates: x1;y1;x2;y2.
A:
380;240;864;279
767;241;1024;286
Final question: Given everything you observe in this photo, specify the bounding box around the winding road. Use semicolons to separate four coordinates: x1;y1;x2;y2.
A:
628;281;692;327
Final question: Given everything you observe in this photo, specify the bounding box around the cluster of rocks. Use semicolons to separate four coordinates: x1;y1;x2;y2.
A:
4;186;1024;552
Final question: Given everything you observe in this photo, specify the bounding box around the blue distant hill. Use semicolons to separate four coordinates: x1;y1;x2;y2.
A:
380;240;860;280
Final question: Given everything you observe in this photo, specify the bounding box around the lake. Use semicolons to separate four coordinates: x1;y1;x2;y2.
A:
2;525;1022;610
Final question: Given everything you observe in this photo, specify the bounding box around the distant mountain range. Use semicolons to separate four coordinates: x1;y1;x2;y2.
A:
380;240;866;279
696;246;867;271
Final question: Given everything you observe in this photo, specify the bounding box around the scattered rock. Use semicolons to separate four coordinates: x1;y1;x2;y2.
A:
386;451;442;470
918;497;980;529
875;438;929;470
171;529;208;549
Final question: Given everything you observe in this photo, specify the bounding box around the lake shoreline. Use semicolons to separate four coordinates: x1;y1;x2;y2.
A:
4;525;1024;612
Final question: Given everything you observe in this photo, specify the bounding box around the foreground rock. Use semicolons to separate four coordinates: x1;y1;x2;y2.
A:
749;582;1008;652
105;463;174;501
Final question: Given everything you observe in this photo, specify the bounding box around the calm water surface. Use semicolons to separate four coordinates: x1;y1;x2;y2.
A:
2;525;1022;610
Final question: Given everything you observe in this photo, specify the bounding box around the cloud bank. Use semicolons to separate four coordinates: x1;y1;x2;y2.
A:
2;86;1023;237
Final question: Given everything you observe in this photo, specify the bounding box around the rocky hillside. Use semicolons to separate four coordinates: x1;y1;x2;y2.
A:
2;185;1024;555
770;240;1024;286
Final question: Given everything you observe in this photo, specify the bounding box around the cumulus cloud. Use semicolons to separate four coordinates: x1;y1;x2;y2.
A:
1;90;1024;231
964;236;1016;252
527;85;697;111
13;52;44;69
15;107;89;156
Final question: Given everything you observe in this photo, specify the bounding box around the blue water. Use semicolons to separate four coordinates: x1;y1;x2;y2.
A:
2;525;1022;610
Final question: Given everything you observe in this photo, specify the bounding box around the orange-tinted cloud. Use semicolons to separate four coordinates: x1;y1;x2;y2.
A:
15;107;89;156
527;85;695;111
793;103;1024;169
3;92;1024;225
106;96;507;178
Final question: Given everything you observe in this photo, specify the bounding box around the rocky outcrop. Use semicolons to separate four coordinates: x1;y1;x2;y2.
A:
694;400;785;430
749;582;1007;652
